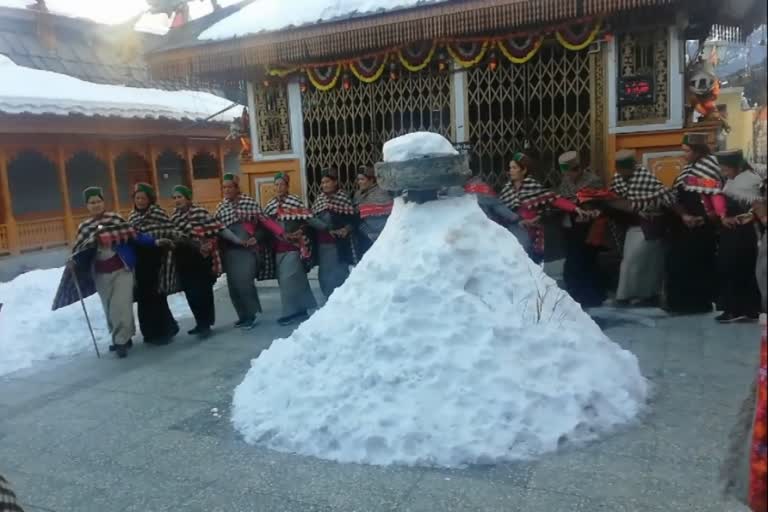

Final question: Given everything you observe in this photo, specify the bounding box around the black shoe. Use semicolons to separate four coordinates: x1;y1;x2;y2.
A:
188;326;203;335
716;312;747;323
277;311;308;326
115;345;128;358
196;327;213;339
109;339;133;351
234;318;251;328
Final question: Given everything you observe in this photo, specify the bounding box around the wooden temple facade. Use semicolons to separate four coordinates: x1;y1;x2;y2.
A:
146;0;763;208
0;5;240;257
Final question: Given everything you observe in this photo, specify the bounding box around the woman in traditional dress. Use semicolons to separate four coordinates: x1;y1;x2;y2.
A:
170;185;245;338
353;165;393;256
263;173;317;325
665;133;726;314
464;173;529;251
557;151;606;308
755;179;767;312
1;474;23;512
607;149;674;307
310;168;357;298
215;173;266;330
53;187;163;358
128;183;179;344
714;150;762;323
499;151;586;264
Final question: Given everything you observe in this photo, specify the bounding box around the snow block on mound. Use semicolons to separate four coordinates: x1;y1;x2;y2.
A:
232;195;648;467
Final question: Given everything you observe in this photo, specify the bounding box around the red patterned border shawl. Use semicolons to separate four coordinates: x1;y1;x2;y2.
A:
52;212;137;310
312;189;358;262
674;154;724;195
749;316;767;512
171;205;225;276
499;176;556;256
264;194;315;269
129;204;180;294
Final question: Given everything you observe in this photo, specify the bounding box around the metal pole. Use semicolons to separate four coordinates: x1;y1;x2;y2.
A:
69;264;101;359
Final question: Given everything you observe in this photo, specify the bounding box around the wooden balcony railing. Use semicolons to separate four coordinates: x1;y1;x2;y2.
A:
0;224;10;255
17;217;68;252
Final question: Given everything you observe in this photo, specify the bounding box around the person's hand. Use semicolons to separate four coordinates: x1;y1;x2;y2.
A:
721;216;740;228
245;237;258;247
336;226;351;238
682;214;702;228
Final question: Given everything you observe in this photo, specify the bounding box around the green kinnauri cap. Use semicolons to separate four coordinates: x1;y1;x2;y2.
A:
274;172;290;183
82;186;103;203
134;182;155;199
222;173;239;184
173;185;192;200
615;149;637;170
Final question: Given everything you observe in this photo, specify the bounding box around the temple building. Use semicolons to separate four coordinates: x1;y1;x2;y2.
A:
0;4;241;257
145;0;764;208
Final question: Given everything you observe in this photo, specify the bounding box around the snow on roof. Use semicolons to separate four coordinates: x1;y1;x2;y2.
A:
198;0;446;41
0;54;237;122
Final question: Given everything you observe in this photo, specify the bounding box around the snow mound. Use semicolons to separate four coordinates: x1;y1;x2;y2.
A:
232;194;648;467
383;131;458;162
0;267;205;377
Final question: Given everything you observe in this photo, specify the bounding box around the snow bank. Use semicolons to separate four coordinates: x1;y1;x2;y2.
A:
382;132;458;162
232;193;648;467
0;267;205;377
199;0;446;40
0;55;237;122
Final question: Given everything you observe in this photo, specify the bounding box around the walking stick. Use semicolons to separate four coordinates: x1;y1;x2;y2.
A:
69;263;101;359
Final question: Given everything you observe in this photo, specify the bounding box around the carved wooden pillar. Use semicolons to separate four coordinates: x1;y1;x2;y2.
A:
105;144;121;212
0;147;20;254
184;143;195;190
148;143;160;190
55;145;75;244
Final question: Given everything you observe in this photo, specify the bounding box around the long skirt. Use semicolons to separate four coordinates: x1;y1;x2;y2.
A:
718;224;761;316
222;247;262;322
276;250;317;318
616;226;665;302
563;223;605;308
176;246;216;329
665;223;717;314
134;245;177;340
317;242;350;299
94;268;135;346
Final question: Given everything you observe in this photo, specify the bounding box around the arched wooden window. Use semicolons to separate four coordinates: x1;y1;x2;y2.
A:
66;151;111;210
156;150;188;199
114;152;151;206
192;152;220;180
8;150;62;218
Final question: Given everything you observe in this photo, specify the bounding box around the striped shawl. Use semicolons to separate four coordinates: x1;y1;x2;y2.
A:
171;205;224;276
264;194;314;270
499;177;556;211
214;194;263;228
129;204;180;295
674;154;724;195
611;166;675;212
354;185;393;219
312;190;356;216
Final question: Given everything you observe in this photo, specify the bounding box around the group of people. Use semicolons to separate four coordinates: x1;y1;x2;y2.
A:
52;166;393;358
52;132;766;358
472;132;766;323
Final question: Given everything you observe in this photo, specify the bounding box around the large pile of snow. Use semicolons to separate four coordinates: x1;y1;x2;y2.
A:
382;132;458;162
0;55;237;122
0;267;205;377
232;194;648;467
199;0;447;40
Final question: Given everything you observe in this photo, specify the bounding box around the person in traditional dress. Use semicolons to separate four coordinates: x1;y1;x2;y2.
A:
607;149;675;307
263;173;317;325
353;165;393;256
170;185;245;338
215;173;266;330
310;167;357;298
557;151;606;308
665;133;726;314
463;173;530;252
0;474;24;512
52;187;162;358
755;179;767;312
714;150;762;323
499;151;586;263
128;183;179;344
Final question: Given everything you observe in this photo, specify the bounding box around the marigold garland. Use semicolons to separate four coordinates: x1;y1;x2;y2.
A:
349;55;388;83
398;41;437;72
446;41;489;69
555;21;602;51
266;65;299;78
497;35;543;64
306;64;342;92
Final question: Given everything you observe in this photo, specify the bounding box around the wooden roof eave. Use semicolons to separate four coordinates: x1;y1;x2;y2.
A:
147;0;683;80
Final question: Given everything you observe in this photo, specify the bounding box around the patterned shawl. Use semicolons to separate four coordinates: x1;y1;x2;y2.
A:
557;170;603;201
52;212;136;310
129;204;180;295
611;166;675;212
171;205;224;276
673;154;724;195
499;176;556;211
464;177;496;196
214;194;263;228
354;185;393;219
312;190;356;216
264;194;314;220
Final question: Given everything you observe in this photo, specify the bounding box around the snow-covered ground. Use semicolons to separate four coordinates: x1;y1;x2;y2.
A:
0;267;223;377
232;133;648;468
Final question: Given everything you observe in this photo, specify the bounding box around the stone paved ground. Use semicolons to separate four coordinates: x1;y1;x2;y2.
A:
0;282;761;512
